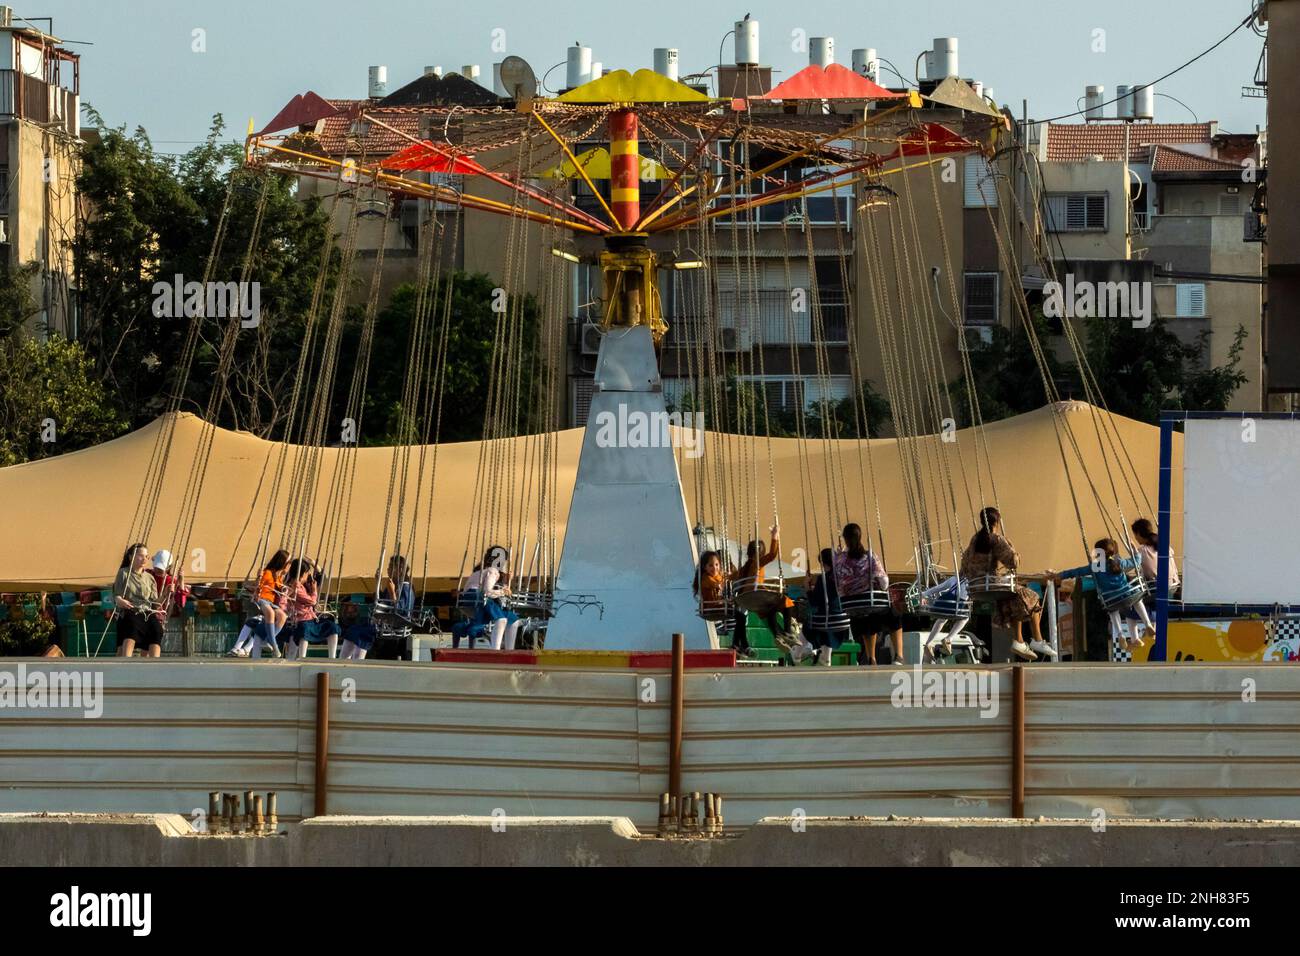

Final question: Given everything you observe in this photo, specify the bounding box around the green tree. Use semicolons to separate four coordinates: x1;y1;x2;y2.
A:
1084;317;1249;423
0;262;42;338
667;372;889;439
355;272;542;444
0;332;127;466
948;311;1073;426
74;113;340;435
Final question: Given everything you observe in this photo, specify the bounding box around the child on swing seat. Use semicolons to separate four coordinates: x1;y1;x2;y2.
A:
1054;538;1153;651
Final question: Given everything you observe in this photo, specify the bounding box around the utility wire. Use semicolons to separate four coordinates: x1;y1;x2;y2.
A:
1035;10;1255;124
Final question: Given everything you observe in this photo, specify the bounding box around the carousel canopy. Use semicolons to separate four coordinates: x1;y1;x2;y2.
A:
0;403;1181;592
760;64;907;101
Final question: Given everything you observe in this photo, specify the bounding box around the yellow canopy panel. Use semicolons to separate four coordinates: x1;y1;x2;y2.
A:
538;146;671;181
558;69;713;104
0;402;1179;592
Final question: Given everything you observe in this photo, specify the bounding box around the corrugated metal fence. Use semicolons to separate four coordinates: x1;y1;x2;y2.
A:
1;661;1296;827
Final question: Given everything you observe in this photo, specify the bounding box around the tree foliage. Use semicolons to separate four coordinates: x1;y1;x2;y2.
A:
949;309;1249;427
357;273;542;445
74;113;341;435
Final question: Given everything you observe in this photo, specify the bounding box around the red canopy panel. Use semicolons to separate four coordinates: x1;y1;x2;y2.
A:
257;92;341;136
379;141;487;174
895;122;979;158
760;64;907;101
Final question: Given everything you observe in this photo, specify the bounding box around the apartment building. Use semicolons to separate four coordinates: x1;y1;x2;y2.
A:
0;6;81;337
1031;111;1264;410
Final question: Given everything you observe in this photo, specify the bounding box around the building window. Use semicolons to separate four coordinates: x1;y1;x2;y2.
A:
571;377;596;427
963;155;998;208
1218;192;1241;215
1044;193;1108;232
737;375;852;413
1175;283;1207;318
964;272;1000;326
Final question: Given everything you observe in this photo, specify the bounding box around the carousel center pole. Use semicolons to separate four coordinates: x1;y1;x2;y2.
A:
609;108;640;234
545;106;715;652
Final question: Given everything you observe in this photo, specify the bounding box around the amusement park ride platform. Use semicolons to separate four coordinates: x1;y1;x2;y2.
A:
245;62;985;652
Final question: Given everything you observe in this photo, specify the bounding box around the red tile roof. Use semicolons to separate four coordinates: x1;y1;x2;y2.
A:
1045;122;1214;162
1149;144;1243;174
315;99;424;158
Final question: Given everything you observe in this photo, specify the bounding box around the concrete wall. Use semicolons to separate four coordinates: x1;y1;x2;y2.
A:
855;151;967;421
3;659;1299;827
1265;0;1300;392
4;118;79;336
1039;160;1130;260
3;814;1298;867
1142;209;1263;409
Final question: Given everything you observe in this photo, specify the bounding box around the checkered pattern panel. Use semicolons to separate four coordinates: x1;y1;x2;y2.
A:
1110;635;1133;663
1268;619;1300;644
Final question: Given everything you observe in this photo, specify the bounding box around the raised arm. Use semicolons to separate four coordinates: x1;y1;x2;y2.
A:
760;525;781;567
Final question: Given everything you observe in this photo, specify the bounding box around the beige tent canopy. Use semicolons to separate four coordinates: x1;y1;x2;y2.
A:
0;401;1181;592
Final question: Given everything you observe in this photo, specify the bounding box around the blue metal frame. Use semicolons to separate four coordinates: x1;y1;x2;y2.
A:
1155;410;1300;662
1154;412;1175;661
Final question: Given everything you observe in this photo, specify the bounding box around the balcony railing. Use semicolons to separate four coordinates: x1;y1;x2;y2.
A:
665;290;850;348
0;71;78;136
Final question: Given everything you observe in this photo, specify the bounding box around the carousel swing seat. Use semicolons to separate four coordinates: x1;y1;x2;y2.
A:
505;590;554;619
907;581;973;621
805;610;853;645
731;576;789;616
964;573;1019;600
1099;576;1148;613
697;598;735;624
839;590;893;618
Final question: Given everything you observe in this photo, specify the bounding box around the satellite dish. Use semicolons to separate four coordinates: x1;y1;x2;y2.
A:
499;55;538;104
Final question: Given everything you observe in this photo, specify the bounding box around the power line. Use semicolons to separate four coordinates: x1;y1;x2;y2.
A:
1036;10;1256;124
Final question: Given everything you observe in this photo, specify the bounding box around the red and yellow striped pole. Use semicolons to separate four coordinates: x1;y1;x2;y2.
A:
609;109;640;231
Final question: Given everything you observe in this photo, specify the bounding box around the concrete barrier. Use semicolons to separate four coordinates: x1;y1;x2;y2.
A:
3;813;1298;866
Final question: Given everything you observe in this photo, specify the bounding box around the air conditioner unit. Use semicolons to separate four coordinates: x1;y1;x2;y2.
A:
580;322;603;355
958;325;993;352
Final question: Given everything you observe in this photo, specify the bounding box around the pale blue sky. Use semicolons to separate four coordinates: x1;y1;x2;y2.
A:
42;0;1267;150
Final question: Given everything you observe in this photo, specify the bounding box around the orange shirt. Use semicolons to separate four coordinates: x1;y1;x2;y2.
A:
257;569;281;602
698;571;725;604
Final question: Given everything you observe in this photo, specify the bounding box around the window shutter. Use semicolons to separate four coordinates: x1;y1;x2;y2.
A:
1045;193;1107;231
1044;194;1069;232
964;156;998;207
1085;194;1107;229
964;273;1000;325
1175;283;1207;318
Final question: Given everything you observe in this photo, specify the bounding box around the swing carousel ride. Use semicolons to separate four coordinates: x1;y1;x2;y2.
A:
125;47;1155;657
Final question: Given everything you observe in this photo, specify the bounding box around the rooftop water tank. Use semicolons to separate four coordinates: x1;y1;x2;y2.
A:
1116;84;1134;119
810;36;834;67
654;47;679;81
1133;83;1155;120
1085;85;1106;121
368;65;388;98
930;37;958;79
852;47;878;82
566;44;592;89
735;17;759;66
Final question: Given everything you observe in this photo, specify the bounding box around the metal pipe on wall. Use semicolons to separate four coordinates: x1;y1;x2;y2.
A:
314;671;330;817
1012;665;1025;818
669;633;684;803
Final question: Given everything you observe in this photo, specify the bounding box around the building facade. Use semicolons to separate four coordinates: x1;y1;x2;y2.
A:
0;7;81;337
